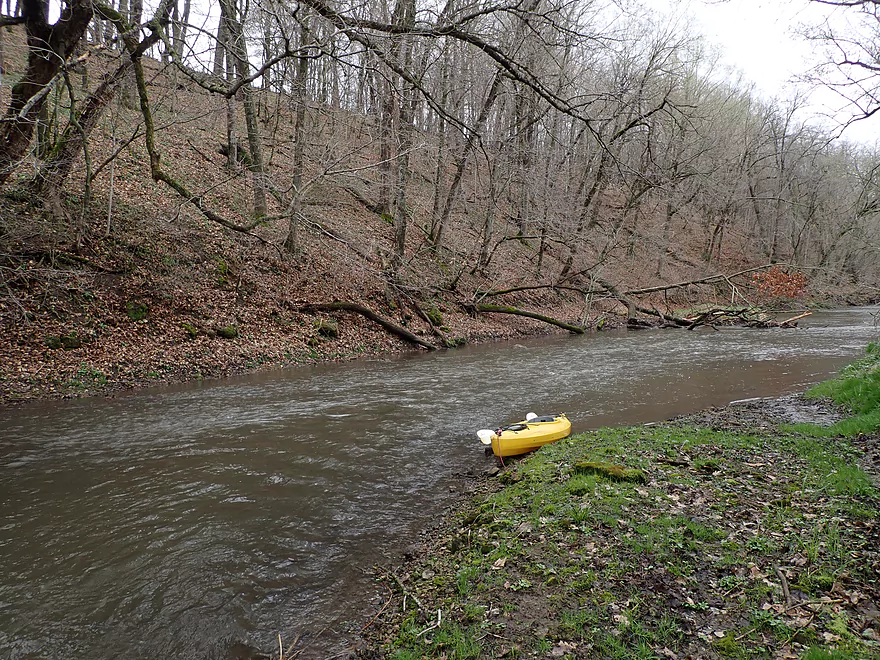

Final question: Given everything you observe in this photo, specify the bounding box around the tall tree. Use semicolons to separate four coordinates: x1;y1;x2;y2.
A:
807;0;880;127
223;0;268;218
284;17;312;255
0;0;94;184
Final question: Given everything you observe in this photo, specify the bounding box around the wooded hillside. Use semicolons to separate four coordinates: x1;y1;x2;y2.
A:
1;0;878;403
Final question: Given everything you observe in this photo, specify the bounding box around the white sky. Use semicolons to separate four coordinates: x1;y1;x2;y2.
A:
645;0;880;147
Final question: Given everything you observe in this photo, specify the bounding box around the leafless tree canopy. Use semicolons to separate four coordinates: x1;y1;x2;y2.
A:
807;0;880;126
0;0;878;294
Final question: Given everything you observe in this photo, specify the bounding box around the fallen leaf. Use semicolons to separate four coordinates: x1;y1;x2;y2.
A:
551;641;577;656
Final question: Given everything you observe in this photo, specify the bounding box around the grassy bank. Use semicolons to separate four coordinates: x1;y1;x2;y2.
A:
357;351;880;659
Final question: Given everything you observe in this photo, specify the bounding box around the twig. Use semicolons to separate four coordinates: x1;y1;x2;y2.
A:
782;597;846;613
1;282;31;323
773;564;791;607
389;570;426;613
277;632;302;659
782;611;817;649
416;609;442;637
735;626;759;642
359;585;393;633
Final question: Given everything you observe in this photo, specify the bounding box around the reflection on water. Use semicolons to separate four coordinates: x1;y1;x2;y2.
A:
0;307;877;658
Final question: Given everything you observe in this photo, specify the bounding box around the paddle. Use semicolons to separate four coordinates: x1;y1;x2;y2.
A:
477;429;495;445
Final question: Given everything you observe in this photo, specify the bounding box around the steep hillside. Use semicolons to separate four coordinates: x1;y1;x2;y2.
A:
0;28;874;406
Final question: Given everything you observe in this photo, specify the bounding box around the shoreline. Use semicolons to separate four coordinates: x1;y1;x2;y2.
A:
0;310;576;408
0;300;853;409
349;393;880;659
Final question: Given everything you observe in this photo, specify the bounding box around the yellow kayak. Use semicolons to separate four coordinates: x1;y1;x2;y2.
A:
478;413;571;458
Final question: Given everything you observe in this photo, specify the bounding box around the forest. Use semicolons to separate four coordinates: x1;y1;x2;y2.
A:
0;0;879;402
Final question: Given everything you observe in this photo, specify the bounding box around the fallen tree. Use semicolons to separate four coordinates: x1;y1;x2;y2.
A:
682;307;812;330
470;303;586;334
295;301;438;350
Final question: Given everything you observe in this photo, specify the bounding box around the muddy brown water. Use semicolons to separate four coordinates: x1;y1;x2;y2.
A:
1;307;878;658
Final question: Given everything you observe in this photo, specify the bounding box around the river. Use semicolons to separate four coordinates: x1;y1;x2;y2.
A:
0;307;877;658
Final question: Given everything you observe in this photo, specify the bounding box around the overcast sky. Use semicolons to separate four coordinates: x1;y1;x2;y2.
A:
644;0;879;146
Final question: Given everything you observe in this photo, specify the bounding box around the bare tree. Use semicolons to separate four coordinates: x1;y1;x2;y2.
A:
284;17;313;255
0;0;94;184
223;0;268;218
807;0;880;127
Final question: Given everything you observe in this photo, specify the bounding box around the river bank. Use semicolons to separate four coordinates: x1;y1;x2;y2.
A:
2;310;878;659
352;380;880;658
3;189;874;409
0;287;576;407
0;292;862;408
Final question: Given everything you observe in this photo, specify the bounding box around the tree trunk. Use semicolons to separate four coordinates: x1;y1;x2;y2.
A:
284;19;311;255
0;0;94;185
559;149;608;279
428;59;450;239
377;68;394;217
213;2;228;77
120;0;143;108
0;26;5;88
34;59;133;195
389;0;415;274
224;0;268;218
32;1;168;196
430;70;503;250
177;0;190;58
478;157;498;268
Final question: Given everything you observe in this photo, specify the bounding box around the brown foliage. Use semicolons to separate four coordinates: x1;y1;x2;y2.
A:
752;266;807;300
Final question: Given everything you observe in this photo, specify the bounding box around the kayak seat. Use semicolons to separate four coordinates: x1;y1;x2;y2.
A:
504;424;529;432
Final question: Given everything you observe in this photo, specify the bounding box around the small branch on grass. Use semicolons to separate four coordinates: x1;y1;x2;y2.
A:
782;612;817;649
416;609;442;638
387;570;426;614
734;625;760;642
773;564;791;607
782;597;845;614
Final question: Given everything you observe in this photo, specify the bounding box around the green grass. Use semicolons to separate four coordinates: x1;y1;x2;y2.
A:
801;649;859;660
792;342;880;437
